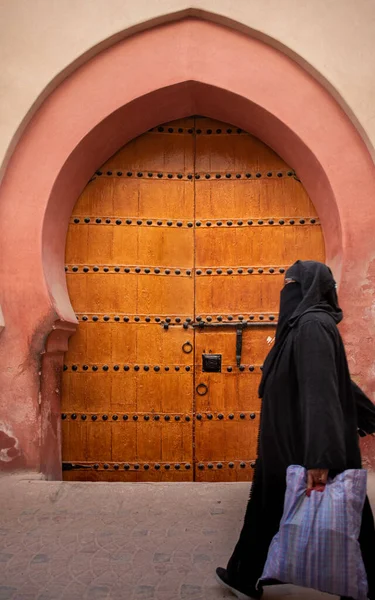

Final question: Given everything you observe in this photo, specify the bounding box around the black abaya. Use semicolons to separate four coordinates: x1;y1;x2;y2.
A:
225;261;375;599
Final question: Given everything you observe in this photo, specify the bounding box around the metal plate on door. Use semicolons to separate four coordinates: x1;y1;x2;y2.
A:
202;354;222;373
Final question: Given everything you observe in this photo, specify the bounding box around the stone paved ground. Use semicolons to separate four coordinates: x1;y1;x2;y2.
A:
0;475;374;600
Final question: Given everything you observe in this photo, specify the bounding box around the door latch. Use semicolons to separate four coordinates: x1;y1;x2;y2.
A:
192;320;276;367
62;463;92;471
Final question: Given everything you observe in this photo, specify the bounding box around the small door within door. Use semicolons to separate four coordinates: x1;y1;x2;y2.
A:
62;116;325;481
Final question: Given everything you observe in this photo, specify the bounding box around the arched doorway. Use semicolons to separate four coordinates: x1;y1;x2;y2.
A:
61;116;325;481
2;18;374;480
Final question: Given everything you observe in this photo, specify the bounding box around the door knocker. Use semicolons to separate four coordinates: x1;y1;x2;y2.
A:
196;383;208;396
182;341;193;354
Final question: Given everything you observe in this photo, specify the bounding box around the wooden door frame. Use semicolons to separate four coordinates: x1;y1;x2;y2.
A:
0;18;374;478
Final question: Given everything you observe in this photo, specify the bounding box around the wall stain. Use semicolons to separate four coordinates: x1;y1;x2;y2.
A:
0;425;20;463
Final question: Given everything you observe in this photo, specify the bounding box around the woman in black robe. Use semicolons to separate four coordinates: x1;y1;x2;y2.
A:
216;260;375;600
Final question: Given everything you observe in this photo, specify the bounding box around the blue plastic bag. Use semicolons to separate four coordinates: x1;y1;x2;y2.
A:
259;465;368;600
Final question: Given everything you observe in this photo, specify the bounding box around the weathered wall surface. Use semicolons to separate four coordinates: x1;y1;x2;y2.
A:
0;0;375;176
0;3;374;477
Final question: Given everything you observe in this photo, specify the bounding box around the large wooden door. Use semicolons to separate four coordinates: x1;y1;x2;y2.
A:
62;117;325;482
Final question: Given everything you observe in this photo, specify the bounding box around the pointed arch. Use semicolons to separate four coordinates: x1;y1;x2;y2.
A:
0;18;374;476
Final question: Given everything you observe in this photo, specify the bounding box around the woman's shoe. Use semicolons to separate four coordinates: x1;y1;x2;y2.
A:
215;567;262;600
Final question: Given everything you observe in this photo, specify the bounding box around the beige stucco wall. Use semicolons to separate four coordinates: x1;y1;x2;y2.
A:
0;0;375;172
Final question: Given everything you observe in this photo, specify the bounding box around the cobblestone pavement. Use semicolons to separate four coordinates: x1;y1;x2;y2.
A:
0;476;374;600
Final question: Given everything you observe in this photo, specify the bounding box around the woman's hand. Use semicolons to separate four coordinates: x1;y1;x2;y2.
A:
307;468;329;490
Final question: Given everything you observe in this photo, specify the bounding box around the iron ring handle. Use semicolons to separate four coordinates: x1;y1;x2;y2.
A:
196;383;208;396
182;341;193;354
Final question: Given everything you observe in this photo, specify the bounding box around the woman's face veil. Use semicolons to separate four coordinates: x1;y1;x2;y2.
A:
281;260;342;325
259;260;342;398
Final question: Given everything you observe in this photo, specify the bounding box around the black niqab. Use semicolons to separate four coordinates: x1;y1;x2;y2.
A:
286;260;342;325
259;260;342;398
275;281;303;343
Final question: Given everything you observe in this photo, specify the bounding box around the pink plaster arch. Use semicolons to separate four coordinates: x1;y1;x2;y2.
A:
0;18;374;477
2;9;374;182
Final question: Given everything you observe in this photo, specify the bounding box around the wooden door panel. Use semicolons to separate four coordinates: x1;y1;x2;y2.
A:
100;119;195;174
111;421;137;461
86;225;115;263
61;420;87;462
193;117;324;483
137;228;194;267
85;324;113;361
195;117;286;172
195;180;260;220
66;275;87;313
194;370;262;410
63;116;325;482
64;324;87;361
135;373;193;413
194;379;261;424
196;274;284;316
161;422;193;461
194;373;262;414
195;421;257;460
111;227;139;264
63;119;195;481
194;180;316;221
138;181;194;220
110;376;137;412
161;374;193;414
63;467;192;483
86;422;111;462
258;180;315;217
136;421;163;462
111;325;138;363
66;226;89;264
76;274;137;313
61;372;112;413
134;326;194;365
73;178;120;216
293;226;325;262
195;225;321;266
137;277;194;315
194;469;253;482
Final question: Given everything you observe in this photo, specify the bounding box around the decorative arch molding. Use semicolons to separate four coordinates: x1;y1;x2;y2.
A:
0;18;374;476
1;9;373;182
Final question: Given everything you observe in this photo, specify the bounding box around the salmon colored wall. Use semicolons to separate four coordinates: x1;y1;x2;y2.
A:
1;0;375;180
0;19;374;478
